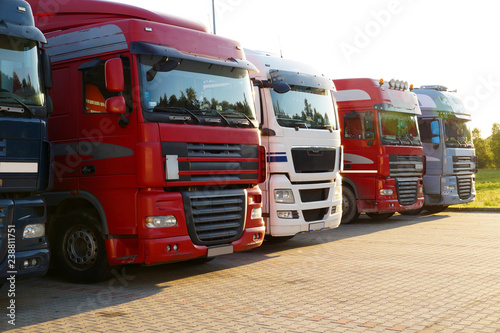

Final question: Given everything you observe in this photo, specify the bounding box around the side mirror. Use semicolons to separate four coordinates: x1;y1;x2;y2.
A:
106;96;126;114
431;120;440;136
273;82;291;94
105;58;124;92
41;51;53;89
431;136;440;149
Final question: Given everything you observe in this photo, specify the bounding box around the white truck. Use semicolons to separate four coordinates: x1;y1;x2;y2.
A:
245;50;342;240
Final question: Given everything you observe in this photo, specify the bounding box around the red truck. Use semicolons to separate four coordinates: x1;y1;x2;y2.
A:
334;78;424;223
28;0;266;282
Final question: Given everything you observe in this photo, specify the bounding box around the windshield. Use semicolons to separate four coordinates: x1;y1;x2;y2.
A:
270;86;335;129
444;118;473;148
379;110;421;146
138;54;256;127
0;35;44;109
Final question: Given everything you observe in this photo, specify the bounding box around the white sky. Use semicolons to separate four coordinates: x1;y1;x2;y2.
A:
109;0;500;138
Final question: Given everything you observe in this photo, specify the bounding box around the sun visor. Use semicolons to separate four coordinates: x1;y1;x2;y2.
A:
130;41;258;72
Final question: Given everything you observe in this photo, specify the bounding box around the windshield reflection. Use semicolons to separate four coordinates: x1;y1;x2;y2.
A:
444;118;473;148
270;86;335;129
0;35;43;108
138;55;256;126
379;111;421;146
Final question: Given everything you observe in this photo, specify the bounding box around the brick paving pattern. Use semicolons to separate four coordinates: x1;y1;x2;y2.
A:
1;212;499;332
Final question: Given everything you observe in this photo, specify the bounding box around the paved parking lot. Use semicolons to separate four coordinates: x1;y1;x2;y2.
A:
2;211;500;332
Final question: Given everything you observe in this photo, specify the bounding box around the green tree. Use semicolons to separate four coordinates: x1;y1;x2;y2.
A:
473;128;493;168
490;123;500;167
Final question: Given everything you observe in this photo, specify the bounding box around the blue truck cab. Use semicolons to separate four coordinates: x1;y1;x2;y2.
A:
0;0;51;282
413;85;476;212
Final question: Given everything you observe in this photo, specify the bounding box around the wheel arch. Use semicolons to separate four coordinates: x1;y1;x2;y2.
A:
341;177;359;199
43;191;109;238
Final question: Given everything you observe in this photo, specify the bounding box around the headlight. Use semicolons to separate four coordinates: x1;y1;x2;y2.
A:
379;189;393;195
334;185;342;200
443;185;456;191
274;189;295;203
23;224;45;239
251;208;262;219
145;215;177;228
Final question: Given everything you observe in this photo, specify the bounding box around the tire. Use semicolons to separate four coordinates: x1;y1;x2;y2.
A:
366;212;395;220
399;206;425;215
425;205;449;214
341;187;360;224
55;209;111;283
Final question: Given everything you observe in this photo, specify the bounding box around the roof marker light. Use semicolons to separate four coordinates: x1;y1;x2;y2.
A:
379;78;384;86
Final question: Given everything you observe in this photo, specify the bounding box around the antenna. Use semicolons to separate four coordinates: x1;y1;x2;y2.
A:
212;0;216;34
278;34;283;58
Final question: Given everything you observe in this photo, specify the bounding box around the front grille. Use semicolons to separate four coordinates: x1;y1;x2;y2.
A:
162;142;259;183
183;189;246;246
302;208;329;222
457;175;473;200
395;177;419;206
453;156;475;174
299;188;329;203
389;154;423;177
291;147;335;173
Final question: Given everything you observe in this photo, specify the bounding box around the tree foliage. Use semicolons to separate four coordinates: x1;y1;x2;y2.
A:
473;123;500;168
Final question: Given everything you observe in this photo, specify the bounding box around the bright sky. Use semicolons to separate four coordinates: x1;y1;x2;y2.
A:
109;0;500;138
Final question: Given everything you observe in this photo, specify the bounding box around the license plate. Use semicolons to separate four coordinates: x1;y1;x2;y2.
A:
309;222;325;231
207;245;234;257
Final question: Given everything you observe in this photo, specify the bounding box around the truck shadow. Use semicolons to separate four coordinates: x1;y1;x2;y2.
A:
254;211;450;254
0;212;447;330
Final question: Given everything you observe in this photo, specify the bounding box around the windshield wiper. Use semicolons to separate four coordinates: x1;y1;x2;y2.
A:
152;106;201;123
0;92;36;117
277;118;308;129
200;109;230;126
220;110;256;128
310;124;332;131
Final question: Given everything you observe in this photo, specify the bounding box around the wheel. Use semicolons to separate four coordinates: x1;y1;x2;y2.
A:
265;235;295;243
366;212;395;220
425;205;449;214
399;206;424;215
341;187;360;224
55;209;111;283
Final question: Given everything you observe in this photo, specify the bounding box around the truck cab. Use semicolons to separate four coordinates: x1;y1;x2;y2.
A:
246;50;342;239
0;0;51;283
334;78;424;223
413;85;476;212
28;0;265;283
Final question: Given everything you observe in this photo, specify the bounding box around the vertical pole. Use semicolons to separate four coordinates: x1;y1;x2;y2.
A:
212;0;216;35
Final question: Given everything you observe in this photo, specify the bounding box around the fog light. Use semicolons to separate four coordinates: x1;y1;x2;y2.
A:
23;224;45;239
23;260;30;269
173;244;178;251
251;207;262;219
277;210;294;219
274;189;295;203
145;215;177;228
31;258;38;266
166;245;171;252
379;189;393;195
